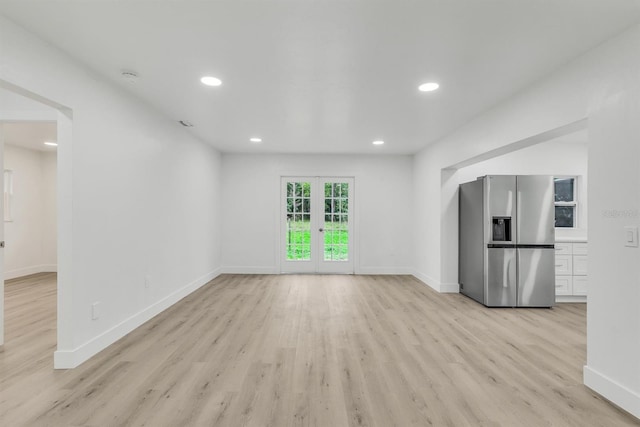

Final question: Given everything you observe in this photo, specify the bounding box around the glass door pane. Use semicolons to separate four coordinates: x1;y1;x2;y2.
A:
323;182;349;261
281;178;316;273
286;181;311;260
318;178;354;273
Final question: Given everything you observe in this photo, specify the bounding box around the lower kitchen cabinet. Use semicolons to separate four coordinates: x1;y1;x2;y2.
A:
573;276;588;296
555;241;587;302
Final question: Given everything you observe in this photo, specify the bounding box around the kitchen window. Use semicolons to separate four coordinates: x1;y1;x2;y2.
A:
554;176;577;228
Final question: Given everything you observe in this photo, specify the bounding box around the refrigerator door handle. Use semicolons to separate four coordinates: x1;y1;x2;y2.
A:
516;190;521;242
503;257;511;288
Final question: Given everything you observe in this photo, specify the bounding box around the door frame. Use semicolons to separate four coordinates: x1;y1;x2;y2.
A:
279;175;356;274
0;80;71;366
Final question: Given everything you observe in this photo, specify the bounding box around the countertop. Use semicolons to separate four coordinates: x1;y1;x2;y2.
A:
555;236;587;243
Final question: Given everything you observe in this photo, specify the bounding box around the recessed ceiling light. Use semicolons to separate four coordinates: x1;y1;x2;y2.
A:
418;82;439;92
250;137;262;143
372;140;385;146
201;76;222;87
44;141;58;147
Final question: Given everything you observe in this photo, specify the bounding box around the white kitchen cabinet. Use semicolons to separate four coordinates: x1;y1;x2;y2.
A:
573;243;588;256
573;255;588;276
573;276;588;296
555;255;572;275
555;275;572;296
555;240;587;302
555;243;572;255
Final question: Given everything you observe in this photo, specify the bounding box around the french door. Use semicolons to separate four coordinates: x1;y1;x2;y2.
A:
281;177;354;273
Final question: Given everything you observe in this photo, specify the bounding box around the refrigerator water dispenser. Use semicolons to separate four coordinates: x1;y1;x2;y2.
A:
492;217;512;242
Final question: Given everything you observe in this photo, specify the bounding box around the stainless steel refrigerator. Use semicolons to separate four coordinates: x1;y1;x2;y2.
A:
459;175;555;307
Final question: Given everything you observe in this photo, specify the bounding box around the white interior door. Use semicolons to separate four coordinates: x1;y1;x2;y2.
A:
281;177;354;274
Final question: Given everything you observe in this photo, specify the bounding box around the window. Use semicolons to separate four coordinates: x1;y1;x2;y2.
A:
554;176;577;228
4;170;13;222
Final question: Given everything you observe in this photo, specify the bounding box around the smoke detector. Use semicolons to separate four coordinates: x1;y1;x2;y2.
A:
121;70;139;82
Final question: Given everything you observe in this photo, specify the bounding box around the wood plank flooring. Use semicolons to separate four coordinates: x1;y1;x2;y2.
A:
1;273;639;426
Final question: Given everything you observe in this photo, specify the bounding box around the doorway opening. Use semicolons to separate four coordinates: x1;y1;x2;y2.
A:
0;82;71;370
2;120;58;280
444;119;589;303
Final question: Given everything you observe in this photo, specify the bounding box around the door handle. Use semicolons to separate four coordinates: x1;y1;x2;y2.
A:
504;257;512;288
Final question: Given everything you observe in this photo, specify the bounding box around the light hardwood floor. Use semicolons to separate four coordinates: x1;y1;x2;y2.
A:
1;273;639;426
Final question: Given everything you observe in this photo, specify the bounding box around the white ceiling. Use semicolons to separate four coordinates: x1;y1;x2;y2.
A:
0;1;638;154
0;88;58;152
1;121;58;152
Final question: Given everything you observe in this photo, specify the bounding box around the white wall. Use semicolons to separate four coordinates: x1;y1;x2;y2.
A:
0;87;57;120
221;154;413;274
457;140;588;239
41;150;57;266
413;23;640;418
1;15;223;367
586;73;640;416
3;144;57;279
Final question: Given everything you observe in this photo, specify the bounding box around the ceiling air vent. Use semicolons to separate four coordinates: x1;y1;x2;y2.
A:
178;120;194;127
120;70;139;82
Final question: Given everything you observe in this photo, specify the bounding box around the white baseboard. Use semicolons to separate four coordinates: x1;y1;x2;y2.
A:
584;365;640;420
54;267;222;369
222;266;414;275
221;266;279;274
412;271;440;292
439;282;461;293
412;270;460;293
357;267;413;275
5;264;57;280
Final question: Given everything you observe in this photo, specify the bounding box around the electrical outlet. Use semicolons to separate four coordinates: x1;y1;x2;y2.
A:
91;302;100;320
144;274;151;288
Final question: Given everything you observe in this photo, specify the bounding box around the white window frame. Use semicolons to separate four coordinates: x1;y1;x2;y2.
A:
554;175;578;228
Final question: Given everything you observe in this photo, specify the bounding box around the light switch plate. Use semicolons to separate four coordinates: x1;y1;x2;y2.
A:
624;226;638;247
91;302;101;320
